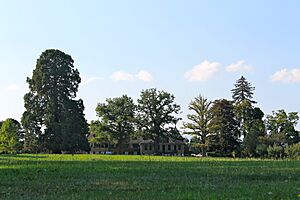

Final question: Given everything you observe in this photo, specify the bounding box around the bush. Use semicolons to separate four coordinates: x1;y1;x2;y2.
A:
284;142;300;159
267;145;284;159
255;144;268;157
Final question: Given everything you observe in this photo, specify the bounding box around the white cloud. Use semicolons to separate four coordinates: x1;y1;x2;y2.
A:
81;75;101;85
111;71;134;81
111;70;153;82
6;84;20;91
136;70;153;82
184;60;220;82
271;68;300;83
226;60;254;73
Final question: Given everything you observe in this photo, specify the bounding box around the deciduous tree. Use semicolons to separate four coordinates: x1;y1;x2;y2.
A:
0;118;23;153
136;88;182;154
184;95;212;156
266;110;299;146
92;95;136;154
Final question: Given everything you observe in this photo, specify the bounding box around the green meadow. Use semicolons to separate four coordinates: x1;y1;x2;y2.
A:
0;154;299;200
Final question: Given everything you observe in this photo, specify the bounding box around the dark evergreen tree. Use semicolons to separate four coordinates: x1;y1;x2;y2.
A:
22;49;90;153
231;76;256;104
136;88;182;154
208;99;240;157
242;107;265;157
231;76;258;144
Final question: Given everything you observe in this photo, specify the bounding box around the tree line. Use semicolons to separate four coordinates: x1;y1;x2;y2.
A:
0;49;299;158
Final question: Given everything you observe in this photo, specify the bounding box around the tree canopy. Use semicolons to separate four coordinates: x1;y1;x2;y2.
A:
22;49;89;153
91;95;136;154
0;118;23;153
208;99;240;156
136;88;182;154
184;95;212;156
231;76;256;104
266;110;299;146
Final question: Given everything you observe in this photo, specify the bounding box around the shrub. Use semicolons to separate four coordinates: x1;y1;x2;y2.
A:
267;145;284;159
255;144;268;157
284;142;300;159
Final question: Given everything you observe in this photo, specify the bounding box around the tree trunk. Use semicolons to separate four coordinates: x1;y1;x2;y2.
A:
117;140;123;155
153;137;160;155
202;141;207;157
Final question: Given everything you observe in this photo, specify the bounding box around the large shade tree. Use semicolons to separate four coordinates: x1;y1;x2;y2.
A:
136;88;182;154
91;95;136;154
22;49;90;153
184;95;212;156
266;110;299;146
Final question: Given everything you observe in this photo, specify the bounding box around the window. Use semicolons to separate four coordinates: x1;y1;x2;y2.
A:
178;145;181;150
168;145;171;151
145;145;148;151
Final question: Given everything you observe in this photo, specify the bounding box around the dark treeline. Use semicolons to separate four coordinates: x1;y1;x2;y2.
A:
0;49;299;158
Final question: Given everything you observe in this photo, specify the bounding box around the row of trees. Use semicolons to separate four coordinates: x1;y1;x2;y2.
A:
90;88;182;155
186;76;300;158
0;49;299;158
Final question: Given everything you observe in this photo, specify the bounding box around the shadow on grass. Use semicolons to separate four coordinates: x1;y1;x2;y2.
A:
0;158;299;200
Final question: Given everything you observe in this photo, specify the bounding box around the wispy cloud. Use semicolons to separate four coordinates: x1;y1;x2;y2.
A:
111;70;153;82
184;60;220;82
226;60;254;73
136;70;153;82
81;75;101;85
111;71;134;81
271;68;300;83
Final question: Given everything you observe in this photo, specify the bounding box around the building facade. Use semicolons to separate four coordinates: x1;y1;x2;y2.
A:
89;136;185;156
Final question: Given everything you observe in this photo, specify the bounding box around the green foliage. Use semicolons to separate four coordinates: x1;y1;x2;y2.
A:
255;144;268;157
208;99;240;156
284;142;300;158
184;95;212;156
267;144;284;159
231;76;256;104
266;110;300;146
188;136;203;154
137;88;182;154
242;107;265;157
92;95;136;153
0;119;23;153
22;49;89;153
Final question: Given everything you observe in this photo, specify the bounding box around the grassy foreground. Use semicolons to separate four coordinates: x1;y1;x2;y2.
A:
0;154;299;200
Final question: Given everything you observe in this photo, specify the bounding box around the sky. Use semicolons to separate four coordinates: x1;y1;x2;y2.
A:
1;0;300;128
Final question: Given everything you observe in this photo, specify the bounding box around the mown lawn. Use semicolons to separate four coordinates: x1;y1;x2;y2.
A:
0;154;299;200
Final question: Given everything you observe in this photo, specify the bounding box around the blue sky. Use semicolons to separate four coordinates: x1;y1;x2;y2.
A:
1;0;300;126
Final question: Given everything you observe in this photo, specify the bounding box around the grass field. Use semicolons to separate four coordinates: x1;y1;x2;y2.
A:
0;154;299;200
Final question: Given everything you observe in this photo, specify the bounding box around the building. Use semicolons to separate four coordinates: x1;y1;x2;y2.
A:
89;135;185;156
